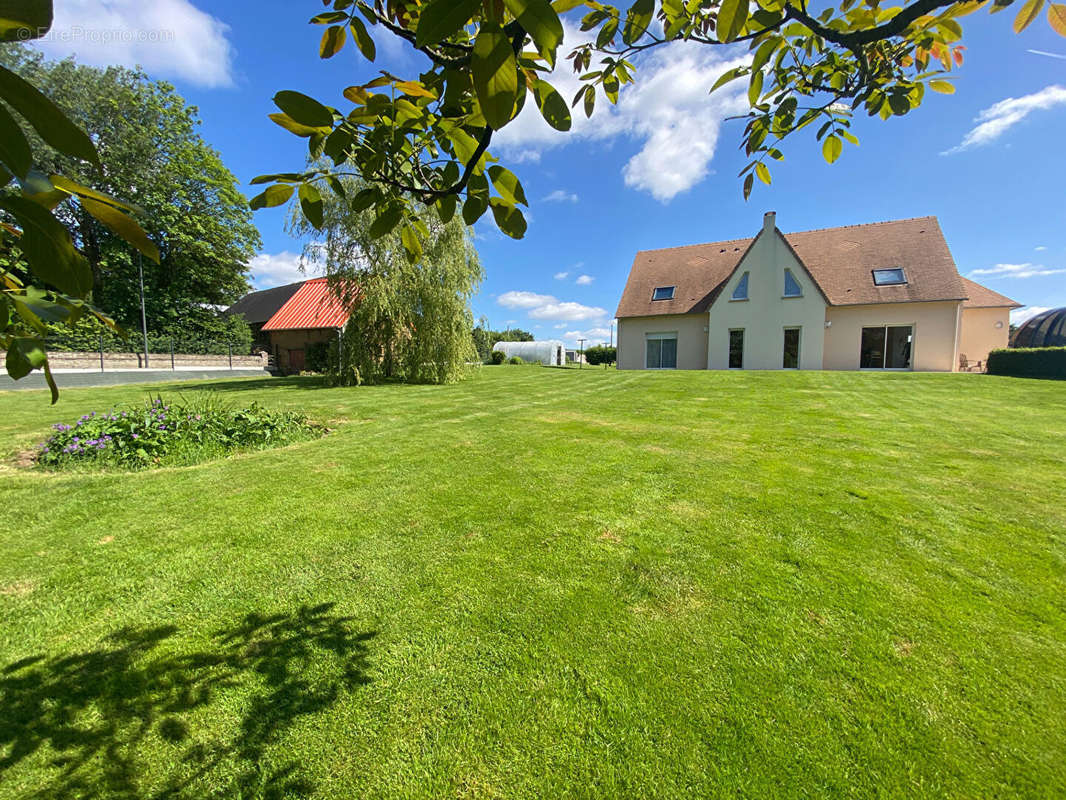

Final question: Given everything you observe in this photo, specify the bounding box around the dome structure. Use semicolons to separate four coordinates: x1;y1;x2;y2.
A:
492;340;566;366
1013;307;1066;348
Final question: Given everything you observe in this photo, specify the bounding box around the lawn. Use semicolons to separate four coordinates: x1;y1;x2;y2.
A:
1;367;1064;799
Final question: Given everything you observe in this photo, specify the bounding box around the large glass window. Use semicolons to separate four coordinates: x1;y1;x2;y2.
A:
646;335;678;369
731;272;749;301
783;328;800;369
784;269;803;297
729;329;744;369
860;325;912;369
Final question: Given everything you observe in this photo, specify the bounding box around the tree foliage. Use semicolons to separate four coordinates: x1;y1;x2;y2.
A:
3;48;261;343
0;1;161;400
584;344;617;365
290;178;483;385
259;0;1066;250
472;321;534;362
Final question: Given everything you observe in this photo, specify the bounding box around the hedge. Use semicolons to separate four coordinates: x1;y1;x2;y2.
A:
986;347;1066;379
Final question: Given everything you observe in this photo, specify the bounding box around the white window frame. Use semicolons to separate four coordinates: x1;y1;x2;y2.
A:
858;323;914;371
783;268;803;298
730;272;749;301
782;326;801;369
645;331;678;370
651;286;676;301
728;328;745;370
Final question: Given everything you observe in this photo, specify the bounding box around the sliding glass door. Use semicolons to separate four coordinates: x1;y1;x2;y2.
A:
646;334;678;369
860;325;912;369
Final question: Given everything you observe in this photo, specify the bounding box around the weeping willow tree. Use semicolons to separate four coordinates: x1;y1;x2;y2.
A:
290;180;483;385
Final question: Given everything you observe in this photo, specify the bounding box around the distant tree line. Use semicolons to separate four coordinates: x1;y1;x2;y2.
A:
471;324;534;363
584;345;616;366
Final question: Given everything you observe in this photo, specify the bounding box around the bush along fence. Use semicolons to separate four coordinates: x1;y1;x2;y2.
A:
1;334;270;373
986;347;1066;379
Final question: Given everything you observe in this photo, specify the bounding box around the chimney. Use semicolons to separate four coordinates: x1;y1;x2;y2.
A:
763;211;776;234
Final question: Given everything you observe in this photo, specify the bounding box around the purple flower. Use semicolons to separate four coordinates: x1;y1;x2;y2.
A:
158;425;167;431
132;433;139;439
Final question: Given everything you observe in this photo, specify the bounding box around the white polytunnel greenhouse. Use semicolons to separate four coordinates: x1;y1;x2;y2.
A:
492;340;566;366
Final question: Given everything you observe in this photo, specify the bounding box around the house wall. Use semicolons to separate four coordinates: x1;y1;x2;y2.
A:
269;328;338;373
959;307;1011;365
707;223;827;370
823;301;961;371
617;314;708;370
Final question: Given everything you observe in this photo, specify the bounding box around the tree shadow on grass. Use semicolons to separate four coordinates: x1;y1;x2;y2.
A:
0;603;375;799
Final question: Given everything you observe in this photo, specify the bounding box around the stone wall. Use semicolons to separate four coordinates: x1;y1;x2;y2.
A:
1;350;269;371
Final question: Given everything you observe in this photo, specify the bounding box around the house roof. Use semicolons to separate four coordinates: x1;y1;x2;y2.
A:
225;281;306;325
960;277;1022;308
616;216;970;318
261;278;350;331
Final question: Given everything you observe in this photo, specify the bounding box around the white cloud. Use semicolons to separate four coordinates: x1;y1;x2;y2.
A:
497;290;556;309
543;189;579;203
968;263;1066;279
1011;306;1052;325
493;22;750;202
249;251;317;289
1035;246;1048;251
575;274;595;285
563;326;613;346
497;290;607;321
33;0;235;88
942;85;1066;154
554;271;570;280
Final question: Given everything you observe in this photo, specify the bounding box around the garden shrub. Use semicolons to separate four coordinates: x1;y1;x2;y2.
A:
305;341;332;373
508;356;524;365
35;396;321;470
986;347;1066;379
489;350;506;365
584;345;617;366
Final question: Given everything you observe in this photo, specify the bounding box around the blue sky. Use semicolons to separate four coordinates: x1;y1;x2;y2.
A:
34;0;1066;345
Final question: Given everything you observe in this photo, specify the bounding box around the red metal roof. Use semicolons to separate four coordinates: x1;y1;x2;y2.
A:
261;278;350;331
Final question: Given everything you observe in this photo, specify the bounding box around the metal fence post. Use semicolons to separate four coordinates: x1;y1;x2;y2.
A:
171;338;175;371
99;334;104;373
228;342;233;369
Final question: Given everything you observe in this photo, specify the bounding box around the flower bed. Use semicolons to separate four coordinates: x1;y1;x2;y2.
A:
36;396;321;469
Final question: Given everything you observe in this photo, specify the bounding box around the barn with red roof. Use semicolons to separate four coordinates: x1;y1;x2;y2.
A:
226;278;351;374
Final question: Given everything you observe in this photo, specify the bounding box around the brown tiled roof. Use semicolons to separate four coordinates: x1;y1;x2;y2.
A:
960;277;1022;308
616;216;968;318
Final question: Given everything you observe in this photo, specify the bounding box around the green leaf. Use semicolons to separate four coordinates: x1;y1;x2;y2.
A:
268;112;329;138
273;90;334;128
350;17;377;60
472;22;519;130
48;175;139;212
436;194;458;224
1013;0;1045;30
742;172;754;200
463;193;488;225
249;184;295;210
755;162;771;185
622;0;655;44
0;64;98;166
320;25;347;58
583;85;596;118
1048;2;1066;34
0;194;92;296
351;187;379;212
709;66;748;94
0;99;31;178
503;0;564;67
717;0;749;42
489;198;528;239
400;224;423;263
299;183;324;229
822;134;842;164
416;0;480;47
533;79;572;131
929;80;955;94
488;165;528;206
0;0;52;43
748;69;764;106
368;203;402;239
5;336;47;380
80;196;160;263
310;11;350;24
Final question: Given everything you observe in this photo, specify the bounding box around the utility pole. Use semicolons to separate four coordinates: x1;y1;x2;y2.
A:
138;253;149;368
578;338;586;369
610;323;614;348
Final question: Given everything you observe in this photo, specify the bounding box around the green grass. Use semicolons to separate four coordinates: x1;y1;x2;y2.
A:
1;368;1064;798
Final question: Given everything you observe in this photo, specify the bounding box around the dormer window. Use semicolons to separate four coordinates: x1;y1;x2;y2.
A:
872;267;907;286
784;268;803;297
652;286;675;301
731;272;749;301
